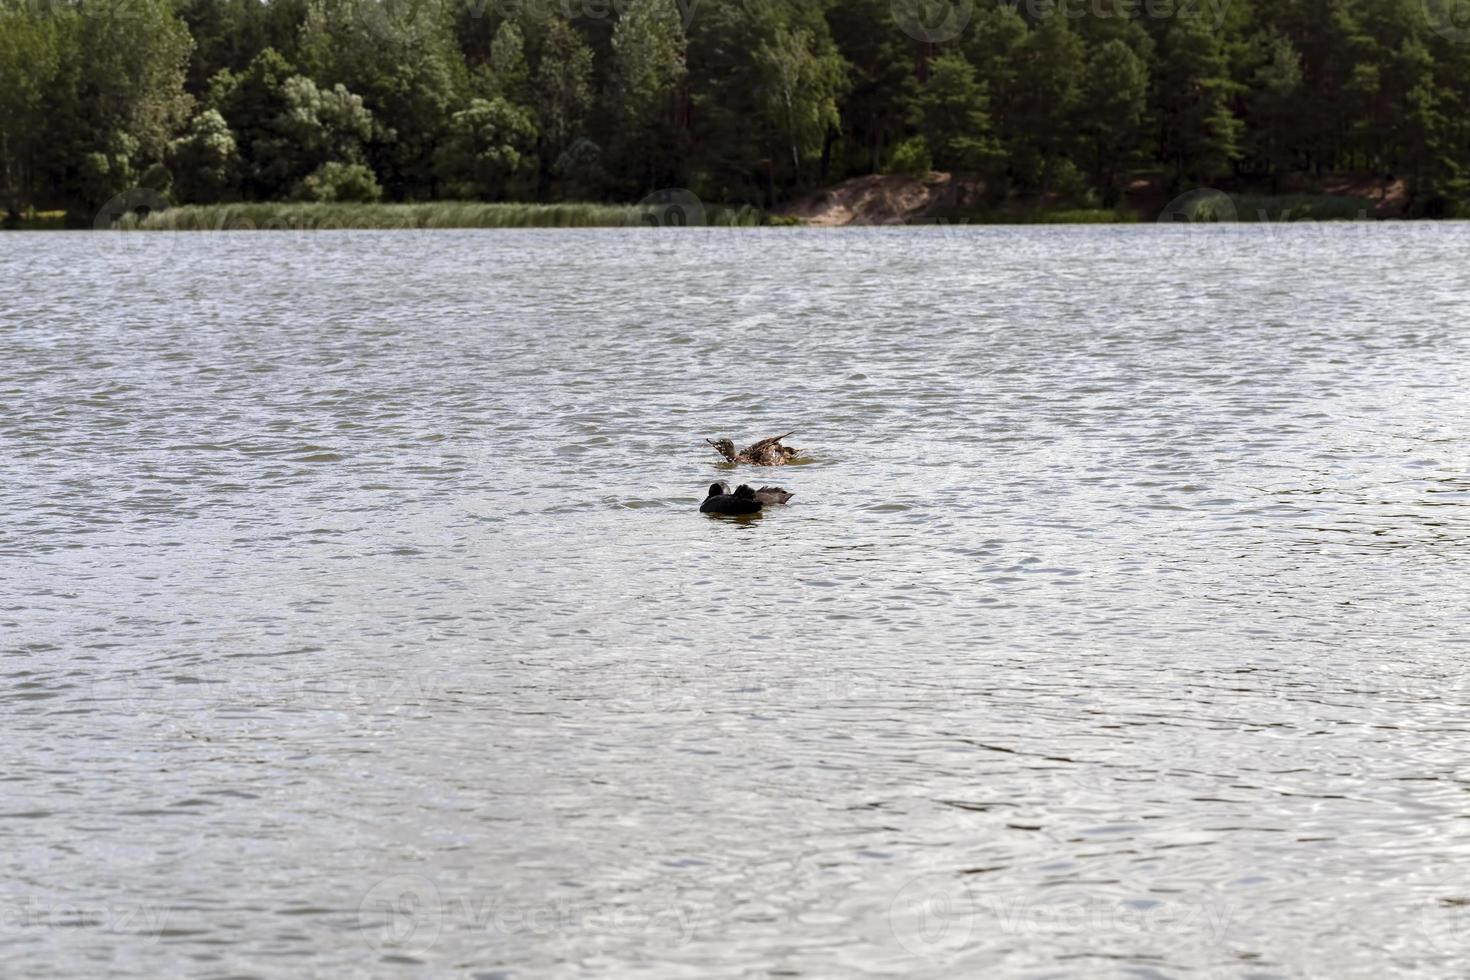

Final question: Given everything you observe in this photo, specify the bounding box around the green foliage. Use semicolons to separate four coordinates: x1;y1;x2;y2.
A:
1048;158;1096;207
169;109;241;203
887;135;932;177
8;0;196;211
293;161;382;202
552;138;608;201
0;1;65;216
120;200;653;230
4;0;1470;218
1168;191;1375;222
175;0;310;91
826;0;915;174
1244;31;1304;181
684;0;771;202
298;0;464;198
277;76;376;165
79;131;141;211
1079;40;1149;204
74;0;195;173
1227;193;1377;221
1035;209;1137;224
1010;12;1086;193
534;19;595;176
753;14;847;185
609;0;686;191
926;203;1135;224
918;53;999;174
435;96;537;199
207;49;379;200
138;161;174;197
1;207;68;230
206;48;296;198
1156;12;1243;183
612;0;686;126
486;21;530;104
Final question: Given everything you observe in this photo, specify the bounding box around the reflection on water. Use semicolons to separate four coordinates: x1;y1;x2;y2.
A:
2;225;1469;978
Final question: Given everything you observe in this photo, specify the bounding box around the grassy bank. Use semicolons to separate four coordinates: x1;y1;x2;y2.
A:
1;209;70;230
111;200;768;231
923;206;1140;225
122;195;1376;230
927;193;1377;226
1167;192;1379;223
11;189;1399;232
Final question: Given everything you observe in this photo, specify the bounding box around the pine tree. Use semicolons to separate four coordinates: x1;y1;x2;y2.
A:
533;19;595;190
0;2;65;216
1244;32;1304;185
610;0;687;190
917;53;998;174
1010;11;1085;194
828;0;917;175
1156;13;1243;184
1079;39;1149;205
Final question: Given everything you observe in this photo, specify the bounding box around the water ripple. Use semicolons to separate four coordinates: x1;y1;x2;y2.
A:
1;225;1468;978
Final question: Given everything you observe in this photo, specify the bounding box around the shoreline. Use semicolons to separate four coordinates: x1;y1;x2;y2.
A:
4;188;1450;232
5;201;773;232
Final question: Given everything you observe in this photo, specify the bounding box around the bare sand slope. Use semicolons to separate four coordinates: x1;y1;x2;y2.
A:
780;172;1408;225
779;173;984;226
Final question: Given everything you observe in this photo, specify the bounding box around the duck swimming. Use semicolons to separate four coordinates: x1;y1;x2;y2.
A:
734;483;795;506
700;482;795;514
706;432;803;466
700;482;762;515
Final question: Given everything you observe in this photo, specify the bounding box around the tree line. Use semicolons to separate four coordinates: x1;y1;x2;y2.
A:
2;0;1468;220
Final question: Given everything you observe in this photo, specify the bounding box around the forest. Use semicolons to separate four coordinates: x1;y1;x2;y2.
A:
2;0;1468;222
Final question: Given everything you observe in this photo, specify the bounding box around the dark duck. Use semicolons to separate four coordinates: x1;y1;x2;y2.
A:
706;432;803;466
700;482;795;514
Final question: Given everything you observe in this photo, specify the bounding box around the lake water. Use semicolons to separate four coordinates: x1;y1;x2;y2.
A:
3;224;1469;978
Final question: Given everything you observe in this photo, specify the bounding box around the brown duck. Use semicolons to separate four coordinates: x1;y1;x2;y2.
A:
706;432;803;466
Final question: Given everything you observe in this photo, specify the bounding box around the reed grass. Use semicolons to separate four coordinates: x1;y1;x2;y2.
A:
112;200;771;230
1034;208;1140;224
2;209;69;230
37;192;1388;232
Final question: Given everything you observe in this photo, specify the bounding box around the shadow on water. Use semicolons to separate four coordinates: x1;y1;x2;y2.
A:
702;510;764;526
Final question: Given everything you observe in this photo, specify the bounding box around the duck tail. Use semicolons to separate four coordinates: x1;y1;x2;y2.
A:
750;431;797;450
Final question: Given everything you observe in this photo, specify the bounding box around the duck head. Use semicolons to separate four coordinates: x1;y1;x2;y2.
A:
706;438;737;461
706;482;728;498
